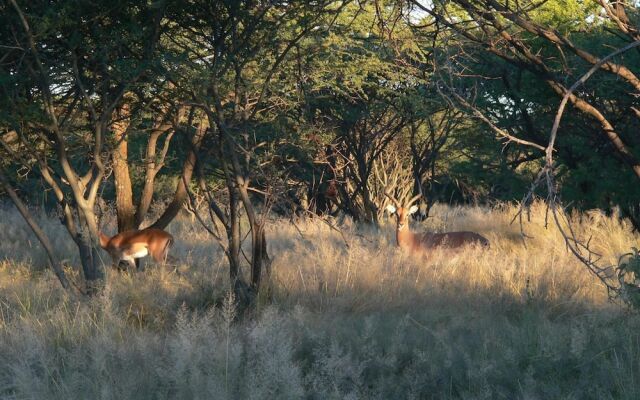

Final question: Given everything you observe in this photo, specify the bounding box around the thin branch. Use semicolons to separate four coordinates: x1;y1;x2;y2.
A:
517;40;640;302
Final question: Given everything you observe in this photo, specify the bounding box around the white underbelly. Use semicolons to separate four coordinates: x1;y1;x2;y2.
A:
125;248;149;260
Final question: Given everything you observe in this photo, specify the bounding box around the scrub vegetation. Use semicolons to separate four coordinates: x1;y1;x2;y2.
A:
2;0;640;397
1;203;639;399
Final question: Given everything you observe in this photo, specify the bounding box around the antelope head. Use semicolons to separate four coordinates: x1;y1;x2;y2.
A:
385;191;421;231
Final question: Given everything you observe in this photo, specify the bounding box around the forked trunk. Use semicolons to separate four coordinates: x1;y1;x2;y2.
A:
250;223;270;291
77;237;105;295
149;119;206;230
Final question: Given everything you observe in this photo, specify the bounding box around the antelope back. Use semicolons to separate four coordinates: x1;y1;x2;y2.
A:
99;228;173;260
418;231;489;249
145;229;174;262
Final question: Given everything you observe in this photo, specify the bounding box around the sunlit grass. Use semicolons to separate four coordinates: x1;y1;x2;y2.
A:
0;201;639;398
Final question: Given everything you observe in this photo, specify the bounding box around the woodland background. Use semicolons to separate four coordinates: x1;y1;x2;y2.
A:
1;0;640;398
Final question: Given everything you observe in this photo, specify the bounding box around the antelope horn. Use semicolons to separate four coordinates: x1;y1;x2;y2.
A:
384;191;400;208
406;193;422;207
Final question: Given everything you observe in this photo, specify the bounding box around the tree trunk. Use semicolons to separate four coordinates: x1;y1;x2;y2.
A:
77;236;105;295
111;106;135;232
226;186;256;309
134;105;183;227
228;187;241;282
250;223;270;290
149;118;206;230
113;162;135;231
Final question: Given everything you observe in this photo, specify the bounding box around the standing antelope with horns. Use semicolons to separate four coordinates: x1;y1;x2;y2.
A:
99;228;174;271
385;192;489;253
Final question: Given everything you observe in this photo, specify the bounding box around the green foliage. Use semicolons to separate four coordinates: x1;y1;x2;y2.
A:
2;0;637;220
529;0;600;32
426;0;640;216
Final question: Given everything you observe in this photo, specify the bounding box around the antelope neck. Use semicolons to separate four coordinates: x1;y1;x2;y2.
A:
396;224;413;247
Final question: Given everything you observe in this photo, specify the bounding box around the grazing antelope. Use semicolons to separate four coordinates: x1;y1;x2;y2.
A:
385;192;489;253
99;228;174;271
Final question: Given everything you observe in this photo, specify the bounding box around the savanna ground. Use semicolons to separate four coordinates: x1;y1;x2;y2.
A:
0;202;639;399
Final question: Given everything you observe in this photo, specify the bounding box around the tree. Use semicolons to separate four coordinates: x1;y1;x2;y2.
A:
289;1;435;224
409;0;640;226
0;0;166;293
162;0;351;304
109;90;190;233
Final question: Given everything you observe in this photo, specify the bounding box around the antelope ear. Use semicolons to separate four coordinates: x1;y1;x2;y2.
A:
98;232;109;249
408;205;419;215
386;204;396;214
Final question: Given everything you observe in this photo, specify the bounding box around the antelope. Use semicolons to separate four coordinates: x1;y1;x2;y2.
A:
99;228;174;271
385;192;489;253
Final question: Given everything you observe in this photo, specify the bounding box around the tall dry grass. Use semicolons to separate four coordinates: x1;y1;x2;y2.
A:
0;201;639;399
